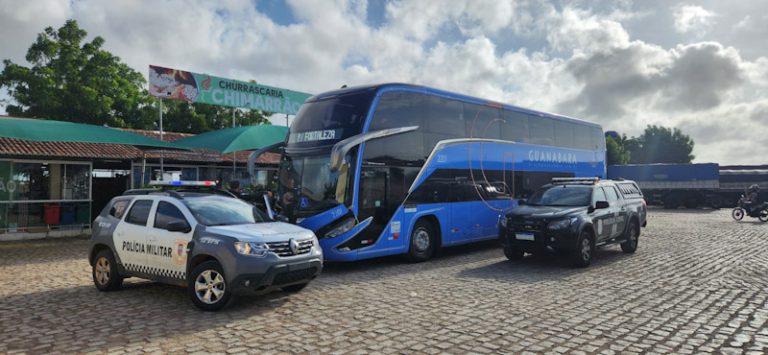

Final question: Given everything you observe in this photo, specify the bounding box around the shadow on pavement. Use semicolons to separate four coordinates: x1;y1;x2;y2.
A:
456;247;629;284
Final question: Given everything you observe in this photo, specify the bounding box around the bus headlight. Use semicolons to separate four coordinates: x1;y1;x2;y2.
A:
234;242;270;257
325;217;356;238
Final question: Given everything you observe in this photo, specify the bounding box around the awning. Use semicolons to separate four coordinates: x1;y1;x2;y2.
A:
0;116;184;150
173;125;288;153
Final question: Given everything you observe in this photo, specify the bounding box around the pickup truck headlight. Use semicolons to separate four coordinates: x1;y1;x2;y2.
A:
234;241;269;257
547;217;577;230
324;217;356;238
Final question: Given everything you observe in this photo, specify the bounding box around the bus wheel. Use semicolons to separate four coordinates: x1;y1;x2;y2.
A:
408;220;436;262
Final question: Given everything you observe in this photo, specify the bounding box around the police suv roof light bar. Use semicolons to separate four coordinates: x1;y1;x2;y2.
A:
551;177;600;184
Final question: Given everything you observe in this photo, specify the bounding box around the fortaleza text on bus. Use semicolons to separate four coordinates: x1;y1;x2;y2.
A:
123;241;174;258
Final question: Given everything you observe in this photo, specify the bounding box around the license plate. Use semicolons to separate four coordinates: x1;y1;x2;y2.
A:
515;232;535;241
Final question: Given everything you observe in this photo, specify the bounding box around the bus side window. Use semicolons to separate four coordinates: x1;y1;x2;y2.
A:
528;115;555;146
502;110;529;143
574;124;592;150
554;120;575;149
464;103;501;139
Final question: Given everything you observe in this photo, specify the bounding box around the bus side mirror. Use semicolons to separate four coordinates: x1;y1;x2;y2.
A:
595;201;609;209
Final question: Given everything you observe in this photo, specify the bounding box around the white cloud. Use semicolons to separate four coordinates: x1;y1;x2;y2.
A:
673;4;715;35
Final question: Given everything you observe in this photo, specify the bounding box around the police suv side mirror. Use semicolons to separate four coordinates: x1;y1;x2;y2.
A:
595;201;610;209
167;220;191;233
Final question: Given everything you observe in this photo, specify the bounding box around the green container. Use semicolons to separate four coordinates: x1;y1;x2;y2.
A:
76;203;91;224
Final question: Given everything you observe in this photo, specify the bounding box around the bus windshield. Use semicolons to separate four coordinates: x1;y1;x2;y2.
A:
287;90;375;148
278;154;351;215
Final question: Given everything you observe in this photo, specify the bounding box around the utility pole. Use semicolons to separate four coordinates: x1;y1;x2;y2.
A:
232;108;237;176
159;98;164;181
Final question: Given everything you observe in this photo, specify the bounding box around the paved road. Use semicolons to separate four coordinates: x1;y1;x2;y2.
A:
1;209;767;354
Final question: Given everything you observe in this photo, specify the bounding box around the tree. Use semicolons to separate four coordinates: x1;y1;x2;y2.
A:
626;125;695;164
0;20;151;128
606;135;630;165
160;100;271;134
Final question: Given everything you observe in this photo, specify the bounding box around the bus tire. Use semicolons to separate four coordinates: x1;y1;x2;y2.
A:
407;219;437;262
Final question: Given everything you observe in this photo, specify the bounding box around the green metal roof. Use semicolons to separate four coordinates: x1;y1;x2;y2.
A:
173;125;288;153
0;116;183;150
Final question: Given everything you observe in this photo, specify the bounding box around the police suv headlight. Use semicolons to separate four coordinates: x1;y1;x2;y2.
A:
548;217;577;230
324;217;356;238
234;241;270;257
499;215;508;228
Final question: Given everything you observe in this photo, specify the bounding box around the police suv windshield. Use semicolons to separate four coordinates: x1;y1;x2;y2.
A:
527;185;593;207
184;196;267;226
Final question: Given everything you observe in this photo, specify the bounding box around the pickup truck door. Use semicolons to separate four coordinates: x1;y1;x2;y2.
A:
604;186;627;238
590;187;613;242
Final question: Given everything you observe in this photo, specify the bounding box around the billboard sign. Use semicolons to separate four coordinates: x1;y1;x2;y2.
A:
148;65;311;115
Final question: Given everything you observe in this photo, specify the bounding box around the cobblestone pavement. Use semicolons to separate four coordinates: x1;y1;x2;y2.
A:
1;209;768;354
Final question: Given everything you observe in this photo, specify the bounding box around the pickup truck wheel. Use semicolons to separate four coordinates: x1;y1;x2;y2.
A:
92;249;123;291
620;220;639;253
189;261;232;311
571;231;594;268
503;246;524;261
281;283;309;293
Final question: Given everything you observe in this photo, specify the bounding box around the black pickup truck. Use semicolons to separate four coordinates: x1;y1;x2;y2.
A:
499;178;647;267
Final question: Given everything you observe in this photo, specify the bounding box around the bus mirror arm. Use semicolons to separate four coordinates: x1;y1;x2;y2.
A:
248;142;286;183
330;126;420;171
262;193;276;221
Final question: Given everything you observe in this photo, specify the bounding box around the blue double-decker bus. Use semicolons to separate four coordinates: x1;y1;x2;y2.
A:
273;83;605;262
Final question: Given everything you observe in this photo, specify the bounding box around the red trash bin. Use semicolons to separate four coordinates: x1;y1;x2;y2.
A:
44;203;61;225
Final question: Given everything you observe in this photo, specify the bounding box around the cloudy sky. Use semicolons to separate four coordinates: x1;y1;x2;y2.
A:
1;0;767;164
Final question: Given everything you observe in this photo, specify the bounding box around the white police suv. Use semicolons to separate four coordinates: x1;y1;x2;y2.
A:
88;183;322;311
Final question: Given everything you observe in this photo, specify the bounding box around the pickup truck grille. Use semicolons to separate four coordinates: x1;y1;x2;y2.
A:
266;239;313;257
509;220;545;233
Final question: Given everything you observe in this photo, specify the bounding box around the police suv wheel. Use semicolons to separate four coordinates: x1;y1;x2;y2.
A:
503;246;524;261
408;220;436;262
188;261;232;311
571;231;594;268
92;249;123;291
620;220;639;254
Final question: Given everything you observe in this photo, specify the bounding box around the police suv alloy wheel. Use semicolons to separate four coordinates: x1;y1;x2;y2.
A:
188;261;232;311
571;230;594;268
408;220;436;262
621;220;639;254
92;249;123;291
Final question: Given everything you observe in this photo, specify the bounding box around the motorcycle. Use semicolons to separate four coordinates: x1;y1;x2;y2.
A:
731;195;768;222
